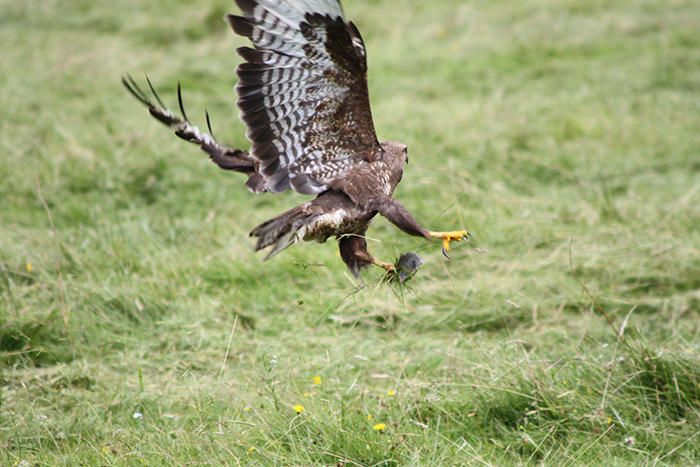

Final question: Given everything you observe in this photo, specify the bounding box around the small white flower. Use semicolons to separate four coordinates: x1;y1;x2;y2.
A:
133;411;143;419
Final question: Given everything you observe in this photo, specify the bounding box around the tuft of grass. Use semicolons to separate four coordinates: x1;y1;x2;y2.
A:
2;0;700;465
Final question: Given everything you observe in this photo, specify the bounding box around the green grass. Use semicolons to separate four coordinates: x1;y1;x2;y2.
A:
2;0;700;464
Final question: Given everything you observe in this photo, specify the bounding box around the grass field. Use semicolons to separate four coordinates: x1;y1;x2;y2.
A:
2;0;700;464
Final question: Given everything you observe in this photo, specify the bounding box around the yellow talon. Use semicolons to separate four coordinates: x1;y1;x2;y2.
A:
372;258;395;272
428;230;470;258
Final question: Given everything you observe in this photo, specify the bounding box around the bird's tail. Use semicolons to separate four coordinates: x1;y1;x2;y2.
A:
249;203;319;260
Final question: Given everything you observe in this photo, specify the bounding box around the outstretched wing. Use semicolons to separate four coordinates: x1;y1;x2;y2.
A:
121;75;267;192
229;0;383;194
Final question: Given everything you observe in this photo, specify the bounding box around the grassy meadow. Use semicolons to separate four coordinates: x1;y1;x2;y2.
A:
2;0;700;464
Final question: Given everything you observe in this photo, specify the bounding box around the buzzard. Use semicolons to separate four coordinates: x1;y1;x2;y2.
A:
123;0;469;279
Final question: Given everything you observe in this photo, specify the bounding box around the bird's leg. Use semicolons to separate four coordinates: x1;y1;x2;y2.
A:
338;233;396;278
371;196;470;258
354;249;395;272
428;230;471;258
373;258;396;272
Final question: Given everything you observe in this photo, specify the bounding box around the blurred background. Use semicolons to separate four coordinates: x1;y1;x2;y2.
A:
1;0;699;464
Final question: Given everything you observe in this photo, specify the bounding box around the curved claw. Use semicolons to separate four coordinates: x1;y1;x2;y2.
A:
429;230;470;259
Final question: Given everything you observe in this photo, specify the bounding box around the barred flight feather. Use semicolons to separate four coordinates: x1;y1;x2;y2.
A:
230;0;382;194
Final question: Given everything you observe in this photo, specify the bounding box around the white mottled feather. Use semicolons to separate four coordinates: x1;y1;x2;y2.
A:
263;208;348;260
257;0;344;25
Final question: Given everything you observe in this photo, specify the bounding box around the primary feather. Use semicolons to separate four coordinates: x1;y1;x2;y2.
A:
229;0;382;195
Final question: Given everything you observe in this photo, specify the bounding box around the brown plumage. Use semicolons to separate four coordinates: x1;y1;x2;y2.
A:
123;0;469;278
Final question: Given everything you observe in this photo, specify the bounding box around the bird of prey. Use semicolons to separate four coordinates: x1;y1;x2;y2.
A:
123;0;469;279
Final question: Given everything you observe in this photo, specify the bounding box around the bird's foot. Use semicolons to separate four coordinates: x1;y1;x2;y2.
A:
371;258;396;273
428;230;471;258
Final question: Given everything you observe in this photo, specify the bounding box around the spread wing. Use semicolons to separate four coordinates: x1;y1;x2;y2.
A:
229;0;383;194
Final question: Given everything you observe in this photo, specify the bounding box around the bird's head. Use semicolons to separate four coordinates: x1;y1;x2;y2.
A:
379;140;409;190
380;140;408;165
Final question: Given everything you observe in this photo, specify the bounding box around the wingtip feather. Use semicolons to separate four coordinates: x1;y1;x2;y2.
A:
176;82;190;123
227;14;254;38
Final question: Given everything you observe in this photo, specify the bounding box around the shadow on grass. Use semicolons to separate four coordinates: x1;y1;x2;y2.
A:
0;318;77;367
620;345;700;422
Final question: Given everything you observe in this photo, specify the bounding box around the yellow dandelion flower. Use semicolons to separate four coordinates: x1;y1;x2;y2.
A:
372;423;386;431
313;376;322;385
26;263;32;272
293;404;305;413
387;390;395;396
248;446;256;454
243;407;250;411
367;414;372;421
607;417;612;424
304;392;310;397
101;446;111;454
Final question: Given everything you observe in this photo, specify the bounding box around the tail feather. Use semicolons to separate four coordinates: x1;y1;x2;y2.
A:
249;191;365;265
250;204;318;259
